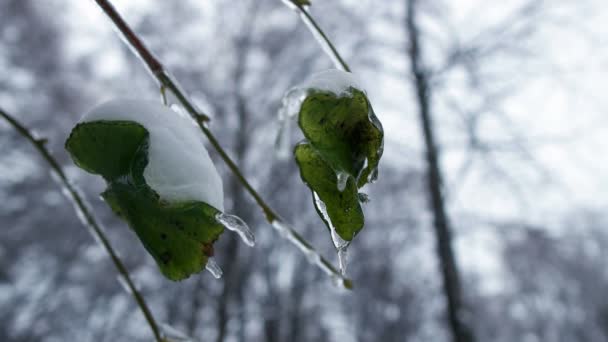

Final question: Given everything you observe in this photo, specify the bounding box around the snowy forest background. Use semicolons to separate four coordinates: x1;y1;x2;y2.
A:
2;0;608;341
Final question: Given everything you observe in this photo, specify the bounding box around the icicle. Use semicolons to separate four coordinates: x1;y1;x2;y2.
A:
215;213;255;247
205;257;223;278
161;83;188;118
337;246;349;275
271;220;351;289
336;171;349;192
330;225;350;276
160;323;195;342
368;167;379;184
314;192;351;276
275;110;293;159
160;85;169;106
329;222;349;250
276;88;307;159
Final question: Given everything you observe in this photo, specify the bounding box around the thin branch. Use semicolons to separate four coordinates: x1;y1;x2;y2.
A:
91;0;351;289
0;109;163;341
282;0;351;72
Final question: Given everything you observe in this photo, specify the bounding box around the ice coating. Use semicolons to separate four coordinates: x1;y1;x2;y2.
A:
277;69;364;122
313;191;350;276
81;99;224;211
215;212;255;247
275;69;364;158
305;69;363;97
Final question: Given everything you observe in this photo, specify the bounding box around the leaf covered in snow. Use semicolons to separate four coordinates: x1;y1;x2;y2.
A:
66;119;223;281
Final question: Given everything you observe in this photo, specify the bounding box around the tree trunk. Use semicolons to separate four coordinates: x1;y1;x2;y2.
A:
405;1;475;341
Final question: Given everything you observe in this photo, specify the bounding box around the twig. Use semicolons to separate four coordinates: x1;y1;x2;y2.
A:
0;108;163;341
282;0;351;72
91;0;351;289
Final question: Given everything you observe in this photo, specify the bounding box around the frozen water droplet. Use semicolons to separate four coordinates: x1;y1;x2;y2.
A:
313;192;333;228
368;167;379;184
205;257;223;279
276;88;307;159
160;323;195;342
337;246;349;276
336;172;349;192
160;85;169;106
358;192;370;203
330;224;349;250
314;191;351;275
275;111;293;160
314;192;347;247
215;213;255;247
279;88;307;121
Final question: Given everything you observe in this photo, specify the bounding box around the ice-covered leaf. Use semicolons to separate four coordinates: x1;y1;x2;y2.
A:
298;88;383;188
295;142;364;241
65;111;225;281
279;70;384;247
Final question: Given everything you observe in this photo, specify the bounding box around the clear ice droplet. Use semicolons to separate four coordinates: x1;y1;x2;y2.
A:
330;225;350;276
337;246;349;276
275;113;293;160
368;167;379;184
215;213;255;247
275;87;307;159
205;257;223;279
336;172;349;192
314;192;351;276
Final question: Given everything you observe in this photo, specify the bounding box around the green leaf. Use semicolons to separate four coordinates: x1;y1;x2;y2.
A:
102;183;223;281
65;121;148;180
298;88;383;188
65;121;224;281
295;142;364;241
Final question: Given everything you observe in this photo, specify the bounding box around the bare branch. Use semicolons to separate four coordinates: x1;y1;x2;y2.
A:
0;108;163;342
282;0;351;72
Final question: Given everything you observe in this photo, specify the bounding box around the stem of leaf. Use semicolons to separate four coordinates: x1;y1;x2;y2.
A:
285;1;351;72
91;0;351;289
0;109;163;342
